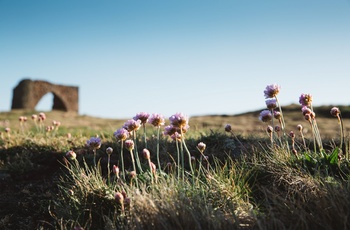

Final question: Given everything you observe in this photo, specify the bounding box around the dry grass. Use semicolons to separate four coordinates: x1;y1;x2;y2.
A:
1;105;350;230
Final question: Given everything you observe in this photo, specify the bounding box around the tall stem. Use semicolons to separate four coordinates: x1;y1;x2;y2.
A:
143;124;147;149
156;126;161;173
129;150;139;188
107;154;111;186
133;130;143;173
93;149;96;167
175;138;180;180
120;141;125;181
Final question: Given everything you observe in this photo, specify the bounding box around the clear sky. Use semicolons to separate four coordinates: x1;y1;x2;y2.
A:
1;0;350;119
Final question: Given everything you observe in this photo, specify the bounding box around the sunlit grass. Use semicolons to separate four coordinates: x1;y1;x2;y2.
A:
1;84;350;229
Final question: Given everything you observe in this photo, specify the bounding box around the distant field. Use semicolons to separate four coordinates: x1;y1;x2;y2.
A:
1;104;350;138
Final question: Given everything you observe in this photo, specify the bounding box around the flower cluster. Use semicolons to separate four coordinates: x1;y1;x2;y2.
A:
164;112;190;140
87;136;102;150
263;83;280;99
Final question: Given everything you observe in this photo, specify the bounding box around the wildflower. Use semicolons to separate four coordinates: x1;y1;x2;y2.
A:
297;124;303;132
87;136;101;150
330;107;340;118
148;113;165;127
129;170;136;179
301;106;313;116
274;125;281;132
113;165;120;177
115;192;124;205
133;112;150;124
169;112;188;128
5;127;10;133
52;120;61;128
273;111;281;120
299;93;313;107
46;126;54;132
142;148;150;160
264;83;280;99
66;150;77;160
106;147;113;155
114;128;129;141
224;124;232;132
38;112;46;121
265;98;277;110
123;119;141;132
266;125;273;133
170;132;182;141
259;110;272;123
124;139;134;151
163;125;177;136
19;116;25;122
304;113;311;121
289;131;295;138
150;161;156;173
197;142;206;153
31;114;37;120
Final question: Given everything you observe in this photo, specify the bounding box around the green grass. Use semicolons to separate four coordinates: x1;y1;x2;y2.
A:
1;107;350;230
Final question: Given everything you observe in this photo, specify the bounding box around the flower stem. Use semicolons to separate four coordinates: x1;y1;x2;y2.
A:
156;126;161;173
120;141;125;181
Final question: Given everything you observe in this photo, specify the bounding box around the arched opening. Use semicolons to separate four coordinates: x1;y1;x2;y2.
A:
35;92;53;112
52;93;68;111
34;92;68;112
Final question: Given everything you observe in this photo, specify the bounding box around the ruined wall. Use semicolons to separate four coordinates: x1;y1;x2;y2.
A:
11;79;79;113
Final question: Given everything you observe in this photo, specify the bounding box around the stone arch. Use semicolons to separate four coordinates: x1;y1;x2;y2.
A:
11;79;79;113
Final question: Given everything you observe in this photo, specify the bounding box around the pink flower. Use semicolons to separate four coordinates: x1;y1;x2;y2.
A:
87;137;101;149
123;119;141;132
330;107;340;117
148;113;165;127
124;139;134;151
259;110;272;123
274;125;281;132
163;125;177;136
106;147;113;155
289;131;295;138
113;165;120;177
38;112;46;121
31;114;37;120
170;132;182;141
265;98;277;110
266;125;273;133
115;192;124;205
142;148;150;160
150;162;156;173
299;93;313;107
264;84;280;99
66;150;77;160
197;142;206;153
301;106;312;115
297;124;303;131
114;128;129;141
273;111;281;120
169;112;188;128
133;112;150;124
224;124;232;132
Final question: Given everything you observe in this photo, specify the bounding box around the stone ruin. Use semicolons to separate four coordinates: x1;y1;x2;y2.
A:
11;79;79;113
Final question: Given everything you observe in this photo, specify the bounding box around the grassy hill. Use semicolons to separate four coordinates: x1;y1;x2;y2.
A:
0;105;350;229
2;103;350;138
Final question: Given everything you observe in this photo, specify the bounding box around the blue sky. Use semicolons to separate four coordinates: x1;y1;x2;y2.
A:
1;0;350;119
